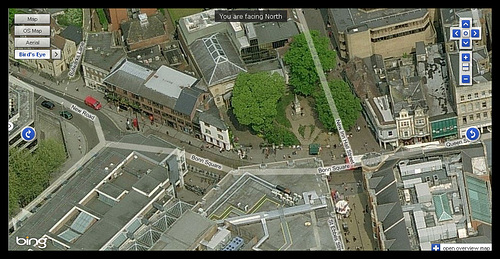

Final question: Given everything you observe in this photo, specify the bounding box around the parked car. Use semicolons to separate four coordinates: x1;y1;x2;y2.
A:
41;100;55;110
59;110;73;120
84;96;102;110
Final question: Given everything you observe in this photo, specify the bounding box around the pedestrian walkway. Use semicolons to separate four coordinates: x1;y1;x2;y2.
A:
295;9;356;166
286;95;321;146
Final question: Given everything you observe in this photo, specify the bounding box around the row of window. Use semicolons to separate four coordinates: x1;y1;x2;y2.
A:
399;119;426;127
462;111;491;124
460;100;490;113
371;22;430;43
203;128;225;140
459;90;492;102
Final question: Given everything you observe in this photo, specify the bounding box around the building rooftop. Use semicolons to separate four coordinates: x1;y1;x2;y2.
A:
418;43;455;118
104;59;202;114
8;78;35;138
367;158;412;250
330;8;428;34
144;65;198;99
251;20;299;45
190;32;247;86
121;12;168;49
192;157;340;250
83;32;126;72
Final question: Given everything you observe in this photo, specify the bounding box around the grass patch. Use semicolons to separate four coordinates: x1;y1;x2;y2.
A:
96;9;108;31
56;8;83;27
298;125;306;138
167;8;204;24
276;92;294;128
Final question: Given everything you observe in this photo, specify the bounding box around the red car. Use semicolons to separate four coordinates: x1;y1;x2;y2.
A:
84;96;102;110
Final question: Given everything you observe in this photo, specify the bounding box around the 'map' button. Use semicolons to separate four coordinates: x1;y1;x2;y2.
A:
14;14;50;24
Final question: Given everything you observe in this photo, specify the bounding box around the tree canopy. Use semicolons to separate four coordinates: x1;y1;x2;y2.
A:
314;79;362;132
9;139;66;216
283;30;337;96
231;71;286;133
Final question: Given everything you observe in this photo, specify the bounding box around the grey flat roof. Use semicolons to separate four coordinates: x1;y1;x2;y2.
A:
330;8;428;33
104;59;201;113
83;32;126;71
144;65;198;99
419;43;454;118
252;20;299;44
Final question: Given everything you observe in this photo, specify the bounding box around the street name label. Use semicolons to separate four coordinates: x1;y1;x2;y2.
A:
335;119;355;165
317;163;352;174
190;154;223;170
445;137;470;148
70;104;96;121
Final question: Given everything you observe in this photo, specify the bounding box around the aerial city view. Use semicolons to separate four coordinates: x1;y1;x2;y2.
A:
8;8;492;251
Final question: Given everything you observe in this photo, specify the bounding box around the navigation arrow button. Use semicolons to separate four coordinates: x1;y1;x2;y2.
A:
471;28;481;39
51;49;61;60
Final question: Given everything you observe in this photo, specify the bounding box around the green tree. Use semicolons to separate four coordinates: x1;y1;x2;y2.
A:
232;71;286;133
56;9;83;27
314;79;361;132
284;30;336;96
8;165;20;216
8;139;67;215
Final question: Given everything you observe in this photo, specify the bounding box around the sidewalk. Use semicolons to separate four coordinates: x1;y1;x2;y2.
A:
11;62;385;171
11;63;255;170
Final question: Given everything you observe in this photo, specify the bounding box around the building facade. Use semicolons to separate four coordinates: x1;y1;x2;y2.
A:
103;59;209;135
81;32;127;92
328;8;436;60
199;112;231;151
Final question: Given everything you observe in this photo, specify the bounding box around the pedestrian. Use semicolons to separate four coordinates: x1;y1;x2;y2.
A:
353;236;357;242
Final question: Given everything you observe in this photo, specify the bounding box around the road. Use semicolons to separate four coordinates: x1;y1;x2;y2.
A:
11;75;123;143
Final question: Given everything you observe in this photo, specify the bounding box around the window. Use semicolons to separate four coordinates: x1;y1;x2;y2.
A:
476;113;481;120
469;115;474;121
468;94;471;100
482;101;487;108
388;131;393;136
474;92;479;98
482;91;486;97
217;134;224;140
204;129;211;135
483;112;488;118
460;95;465;101
463;116;467;124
